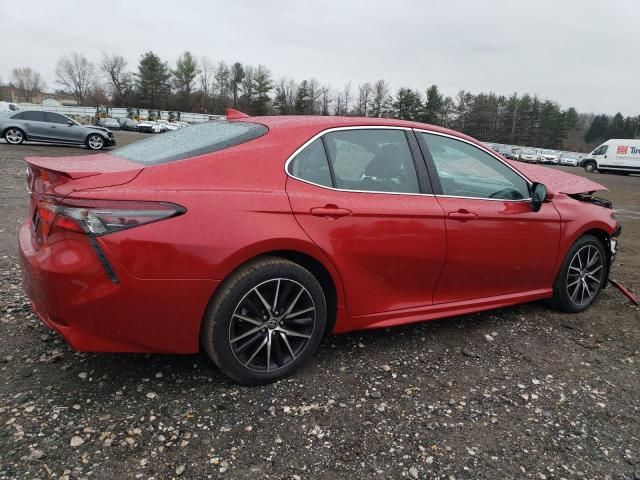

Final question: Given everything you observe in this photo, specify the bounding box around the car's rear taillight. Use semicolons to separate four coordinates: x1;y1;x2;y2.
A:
36;197;185;236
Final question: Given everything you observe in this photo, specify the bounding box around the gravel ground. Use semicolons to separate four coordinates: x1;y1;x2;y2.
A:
0;133;639;480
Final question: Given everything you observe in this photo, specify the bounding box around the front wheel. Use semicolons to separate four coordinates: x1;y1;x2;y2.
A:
584;161;597;173
86;134;105;150
201;257;327;385
551;235;607;313
4;128;25;144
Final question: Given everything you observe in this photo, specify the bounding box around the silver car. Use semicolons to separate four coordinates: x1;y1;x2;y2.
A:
0;110;115;150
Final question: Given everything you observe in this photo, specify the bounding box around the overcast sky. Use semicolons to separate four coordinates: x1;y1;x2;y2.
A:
1;0;638;115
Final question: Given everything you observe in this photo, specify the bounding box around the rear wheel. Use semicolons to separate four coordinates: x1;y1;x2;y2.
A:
86;134;105;150
201;257;326;385
583;161;597;173
551;235;607;313
4;128;25;144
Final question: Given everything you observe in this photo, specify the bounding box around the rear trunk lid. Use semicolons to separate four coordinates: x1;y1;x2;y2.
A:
25;153;143;197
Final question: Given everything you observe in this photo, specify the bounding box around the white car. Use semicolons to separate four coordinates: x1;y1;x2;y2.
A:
138;120;163;134
0;101;20;113
538;149;559;164
559;154;579;167
518;148;540;163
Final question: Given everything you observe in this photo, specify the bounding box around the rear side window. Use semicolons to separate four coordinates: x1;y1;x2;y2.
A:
110;121;268;165
21;111;45;121
287;139;332;187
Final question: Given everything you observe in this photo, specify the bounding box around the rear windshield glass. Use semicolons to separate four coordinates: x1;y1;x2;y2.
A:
110;121;267;165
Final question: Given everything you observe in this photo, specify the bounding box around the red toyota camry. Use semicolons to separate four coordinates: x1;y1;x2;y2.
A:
20;112;621;384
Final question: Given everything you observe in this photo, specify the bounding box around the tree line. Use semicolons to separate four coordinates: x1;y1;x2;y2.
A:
4;51;640;150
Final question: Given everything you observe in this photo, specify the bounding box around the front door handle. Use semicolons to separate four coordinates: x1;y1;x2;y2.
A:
310;205;352;219
24;122;31;126
448;209;477;221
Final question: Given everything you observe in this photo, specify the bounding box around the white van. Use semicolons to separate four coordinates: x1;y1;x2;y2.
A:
0;101;20;113
583;139;640;175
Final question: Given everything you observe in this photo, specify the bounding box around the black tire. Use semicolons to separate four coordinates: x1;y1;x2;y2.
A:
550;235;607;313
86;134;105;150
201;257;327;385
583;161;597;173
4;127;25;145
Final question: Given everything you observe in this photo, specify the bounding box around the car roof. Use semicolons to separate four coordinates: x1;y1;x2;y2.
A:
237;115;482;146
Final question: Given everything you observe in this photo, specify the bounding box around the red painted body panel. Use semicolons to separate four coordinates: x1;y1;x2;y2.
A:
433;197;561;303
286;177;446;315
18;115;620;354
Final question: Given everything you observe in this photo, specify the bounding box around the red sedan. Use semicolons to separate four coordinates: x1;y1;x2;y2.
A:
20;112;620;384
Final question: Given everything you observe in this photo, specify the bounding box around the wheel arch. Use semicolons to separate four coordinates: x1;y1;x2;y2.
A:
203;242;345;339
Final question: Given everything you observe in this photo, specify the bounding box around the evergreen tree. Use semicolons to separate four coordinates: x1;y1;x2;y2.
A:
230;62;244;108
251;65;272;115
585;115;609;143
420;85;444;124
172;51;199;112
135;51;171;109
392;88;422;120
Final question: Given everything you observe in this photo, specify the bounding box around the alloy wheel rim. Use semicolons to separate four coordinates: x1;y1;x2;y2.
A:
566;245;603;306
229;278;316;373
7;129;22;143
89;136;103;149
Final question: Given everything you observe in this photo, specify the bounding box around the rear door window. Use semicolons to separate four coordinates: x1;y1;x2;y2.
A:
324;129;420;194
21;111;45;122
110;121;268;165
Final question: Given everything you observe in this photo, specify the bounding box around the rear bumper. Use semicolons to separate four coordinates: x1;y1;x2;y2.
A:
19;221;217;353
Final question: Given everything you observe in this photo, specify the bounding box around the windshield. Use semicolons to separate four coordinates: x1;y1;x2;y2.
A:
110;121;268;165
522;149;536;154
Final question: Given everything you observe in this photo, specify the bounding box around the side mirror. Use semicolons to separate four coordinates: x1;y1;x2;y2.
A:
67;120;74;126
530;182;547;212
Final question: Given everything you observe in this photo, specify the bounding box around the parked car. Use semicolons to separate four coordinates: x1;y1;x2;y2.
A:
0;101;20;113
118;118;139;131
503;148;520;160
559;154;579;167
538;149;559;164
98;117;120;130
138;120;163;133
1;110;115;150
582;139;640;175
19;113;620;384
156;120;171;133
518;148;540;163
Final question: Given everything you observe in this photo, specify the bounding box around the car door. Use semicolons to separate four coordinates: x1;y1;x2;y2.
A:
18;111;50;140
591;144;609;169
286;127;446;316
43;112;81;143
416;131;561;304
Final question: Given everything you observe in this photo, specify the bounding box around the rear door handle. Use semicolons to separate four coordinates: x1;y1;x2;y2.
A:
448;210;477;221
310;205;352;218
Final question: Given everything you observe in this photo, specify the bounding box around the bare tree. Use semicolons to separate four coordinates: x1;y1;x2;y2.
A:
355;82;373;116
307;78;321;115
55;52;96;104
319;85;333;116
100;53;131;105
342;82;352;116
11;67;46;103
199;56;215;112
370;79;391;117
